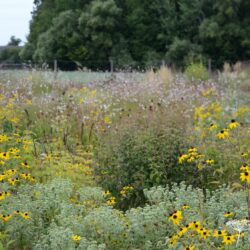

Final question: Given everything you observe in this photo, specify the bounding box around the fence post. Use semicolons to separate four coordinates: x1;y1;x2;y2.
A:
161;59;165;67
54;59;58;81
208;59;212;74
109;58;114;74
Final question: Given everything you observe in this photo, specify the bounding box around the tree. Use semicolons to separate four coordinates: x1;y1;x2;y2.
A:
199;0;250;66
7;36;22;46
0;36;22;63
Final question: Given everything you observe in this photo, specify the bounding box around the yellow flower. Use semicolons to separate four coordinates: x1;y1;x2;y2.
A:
1;214;12;222
106;196;116;205
169;211;183;225
198;228;210;239
178;226;188;236
14;210;21;215
240;164;249;171
0;134;9;142
213;229;226;237
183;245;195;250
208;123;217;131
102;190;111;197
216;129;229;139
189;221;201;231
182;204;190;209
206;159;215;164
188;147;198;153
222;235;235;244
20;212;30;219
21;162;30;168
224;211;234;217
167;235;178;246
241;152;248;158
228;119;240;129
187;156;195;162
240;170;250;184
178;154;188;163
72;235;81;241
0;191;11;201
0;152;10;160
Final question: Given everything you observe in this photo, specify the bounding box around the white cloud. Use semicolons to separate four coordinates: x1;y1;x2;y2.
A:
0;0;34;45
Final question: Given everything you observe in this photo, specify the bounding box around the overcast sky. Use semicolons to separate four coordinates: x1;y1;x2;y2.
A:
0;0;34;45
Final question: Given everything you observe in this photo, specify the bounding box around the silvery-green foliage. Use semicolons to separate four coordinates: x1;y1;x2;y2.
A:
2;178;250;250
78;186;105;205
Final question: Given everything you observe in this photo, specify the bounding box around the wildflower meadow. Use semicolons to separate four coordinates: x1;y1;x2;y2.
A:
0;64;249;250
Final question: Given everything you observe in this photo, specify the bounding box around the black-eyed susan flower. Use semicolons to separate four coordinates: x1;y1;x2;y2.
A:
106;196;116;205
20;212;30;219
167;235;178;246
21;162;30;168
228;119;239;129
183;245;195;250
1;214;12;222
213;229;226;237
0;152;10;160
178;154;188;163
72;235;81;241
208;123;217;131
240;164;249;171
191;221;201;231
216;129;229;139
102;190;111;197
198;228;210;239
206;159;215;164
224;211;234;217
178;226;188;237
182;204;190;209
241;152;248;158
169;210;183;225
222;235;235;245
240;170;250;184
188;147;198;153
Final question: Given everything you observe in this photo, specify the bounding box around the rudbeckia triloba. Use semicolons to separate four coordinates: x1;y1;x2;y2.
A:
206;159;215;164
208;123;217;131
182;204;190;209
183;245;195;250
102;190;111;197
213;229;226;237
167;235;178;246
0;152;10;160
228;119;239;129
72;235;81;241
224;211;234;217
222;235;235;245
240;170;250;184
1;214;12;222
21;162;30;168
241;152;248;158
169;211;183;225
178;227;188;236
198;228;210;239
189;221;201;230
216;129;229;139
178;154;188;163
106;196;116;205
240;164;249;171
21;212;30;219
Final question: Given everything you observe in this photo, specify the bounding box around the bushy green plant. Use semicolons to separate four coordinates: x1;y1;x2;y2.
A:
185;62;209;81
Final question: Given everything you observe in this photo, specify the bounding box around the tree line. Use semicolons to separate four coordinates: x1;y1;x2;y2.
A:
1;0;250;70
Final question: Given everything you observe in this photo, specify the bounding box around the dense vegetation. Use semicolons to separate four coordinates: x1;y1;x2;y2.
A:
0;64;249;249
17;0;250;69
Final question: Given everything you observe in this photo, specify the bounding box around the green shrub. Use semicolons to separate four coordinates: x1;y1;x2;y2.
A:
185;62;209;81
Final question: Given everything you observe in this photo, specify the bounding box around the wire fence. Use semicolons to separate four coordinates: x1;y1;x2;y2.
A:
0;59;249;73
